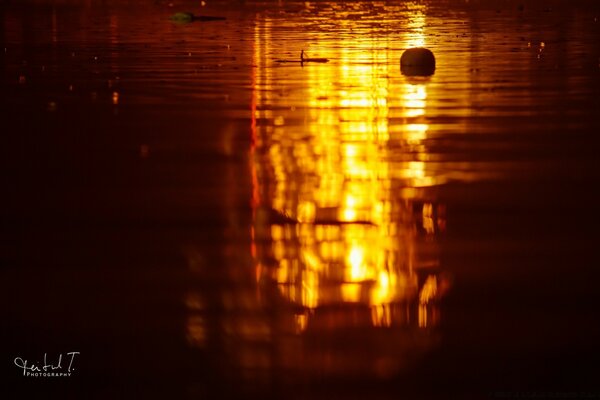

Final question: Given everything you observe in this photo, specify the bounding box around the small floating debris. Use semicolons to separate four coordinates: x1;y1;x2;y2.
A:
255;206;375;226
400;47;436;76
169;12;226;23
275;50;329;64
301;50;328;63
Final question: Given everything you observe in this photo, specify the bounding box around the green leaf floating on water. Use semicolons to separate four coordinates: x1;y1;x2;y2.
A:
170;12;195;23
170;12;226;23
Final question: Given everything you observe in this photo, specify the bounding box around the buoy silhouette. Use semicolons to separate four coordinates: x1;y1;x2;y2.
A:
400;47;436;76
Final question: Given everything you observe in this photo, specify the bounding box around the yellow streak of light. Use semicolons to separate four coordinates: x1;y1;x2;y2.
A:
341;283;362;302
250;6;442;330
419;275;438;305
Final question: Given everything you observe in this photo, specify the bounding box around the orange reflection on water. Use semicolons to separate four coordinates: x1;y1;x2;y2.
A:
247;5;449;377
185;3;453;382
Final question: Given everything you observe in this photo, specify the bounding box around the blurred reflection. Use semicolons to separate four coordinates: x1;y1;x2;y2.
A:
251;7;448;379
188;2;450;386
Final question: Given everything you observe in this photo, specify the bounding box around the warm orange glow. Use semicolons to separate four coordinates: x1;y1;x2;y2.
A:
419;275;438;305
250;10;447;332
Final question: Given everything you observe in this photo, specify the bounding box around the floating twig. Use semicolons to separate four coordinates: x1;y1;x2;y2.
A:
300;50;329;63
170;12;226;23
275;50;329;64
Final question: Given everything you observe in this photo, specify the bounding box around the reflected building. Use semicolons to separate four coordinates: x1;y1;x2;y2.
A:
251;4;447;380
188;2;450;390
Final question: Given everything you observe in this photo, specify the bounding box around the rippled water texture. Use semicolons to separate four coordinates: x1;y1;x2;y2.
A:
2;0;600;398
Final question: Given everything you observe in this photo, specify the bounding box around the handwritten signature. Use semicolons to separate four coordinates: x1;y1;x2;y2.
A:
14;352;80;377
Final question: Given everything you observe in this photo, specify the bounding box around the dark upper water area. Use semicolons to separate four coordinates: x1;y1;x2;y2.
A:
2;0;600;399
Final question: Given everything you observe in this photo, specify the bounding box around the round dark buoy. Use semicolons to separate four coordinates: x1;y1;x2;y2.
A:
400;47;436;76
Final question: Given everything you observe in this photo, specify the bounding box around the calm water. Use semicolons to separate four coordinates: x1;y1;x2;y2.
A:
2;0;600;398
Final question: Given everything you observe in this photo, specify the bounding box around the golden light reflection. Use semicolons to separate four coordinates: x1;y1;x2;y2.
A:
250;3;447;339
185;3;452;382
406;6;427;49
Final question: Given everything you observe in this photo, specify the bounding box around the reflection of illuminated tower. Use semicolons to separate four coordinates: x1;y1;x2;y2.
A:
247;4;448;379
186;4;450;387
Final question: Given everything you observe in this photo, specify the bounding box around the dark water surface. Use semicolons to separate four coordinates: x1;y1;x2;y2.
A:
2;0;600;398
